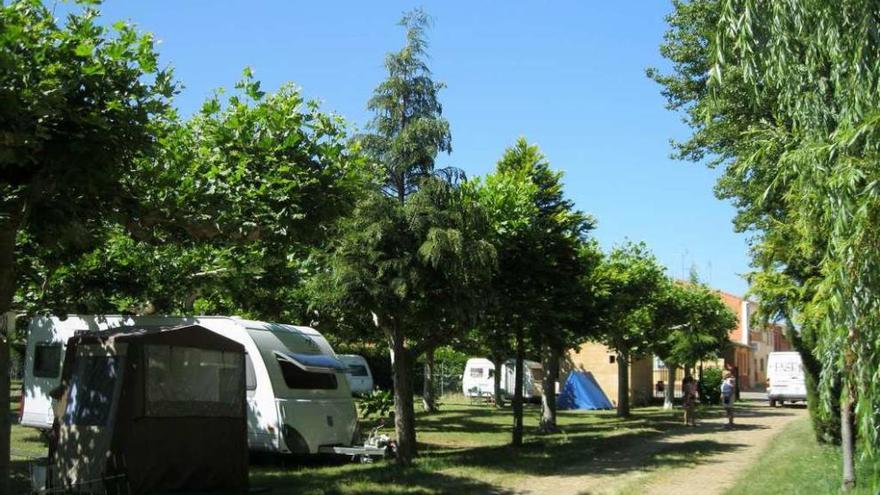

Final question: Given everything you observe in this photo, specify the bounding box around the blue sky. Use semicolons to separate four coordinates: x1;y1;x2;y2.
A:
79;1;751;295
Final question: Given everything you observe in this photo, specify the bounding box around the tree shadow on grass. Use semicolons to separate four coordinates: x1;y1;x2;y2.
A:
251;462;517;495
250;403;789;494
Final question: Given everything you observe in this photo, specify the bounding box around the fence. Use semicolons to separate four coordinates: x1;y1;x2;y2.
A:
413;360;465;397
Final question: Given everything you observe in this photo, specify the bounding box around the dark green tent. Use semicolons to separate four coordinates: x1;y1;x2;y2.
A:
48;324;248;494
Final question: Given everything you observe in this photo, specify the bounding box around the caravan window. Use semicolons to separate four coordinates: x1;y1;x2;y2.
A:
245;353;257;391
63;356;120;426
145;345;244;418
470;367;483;378
33;343;62;378
277;357;337;390
348;364;369;377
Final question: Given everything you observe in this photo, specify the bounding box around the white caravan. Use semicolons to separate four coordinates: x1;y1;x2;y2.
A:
338;354;374;395
766;351;807;406
462;357;543;399
21;315;358;455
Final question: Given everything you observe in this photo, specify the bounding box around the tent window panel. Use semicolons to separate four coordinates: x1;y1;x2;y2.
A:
277;358;337;390
33;343;62;378
63;356;120;426
347;365;369;377
145;345;244;418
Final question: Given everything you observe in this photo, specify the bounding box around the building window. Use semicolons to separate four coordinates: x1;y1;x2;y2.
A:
609;355;616;364
760;358;764;372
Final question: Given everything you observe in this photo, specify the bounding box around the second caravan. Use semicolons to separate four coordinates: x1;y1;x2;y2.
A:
462;357;544;399
21;315;357;455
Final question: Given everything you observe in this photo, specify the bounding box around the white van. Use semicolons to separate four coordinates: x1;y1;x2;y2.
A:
21;315;358;455
462;357;543;399
338;354;374;395
767;351;807;406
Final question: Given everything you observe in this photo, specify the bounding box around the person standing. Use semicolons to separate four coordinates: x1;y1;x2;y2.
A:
682;375;698;426
721;372;736;428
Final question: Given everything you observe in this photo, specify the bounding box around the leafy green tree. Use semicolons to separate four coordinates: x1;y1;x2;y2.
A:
469;138;594;443
0;1;175;488
651;278;736;410
22;71;370;323
593;242;667;417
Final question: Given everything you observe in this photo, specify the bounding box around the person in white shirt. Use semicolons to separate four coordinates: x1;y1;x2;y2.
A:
720;373;735;427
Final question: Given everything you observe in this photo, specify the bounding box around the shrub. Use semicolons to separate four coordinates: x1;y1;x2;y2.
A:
699;367;723;405
358;389;394;420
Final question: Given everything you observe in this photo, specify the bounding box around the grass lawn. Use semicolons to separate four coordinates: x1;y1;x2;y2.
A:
13;389;800;495
10;379;50;494
250;398;728;494
725;416;877;495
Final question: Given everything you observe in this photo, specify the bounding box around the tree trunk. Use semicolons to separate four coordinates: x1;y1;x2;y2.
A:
841;333;857;491
664;364;677;410
389;326;417;465
492;354;504;408
841;385;855;490
617;351;630;417
0;211;19;495
538;343;561;434
421;346;437;413
512;328;525;447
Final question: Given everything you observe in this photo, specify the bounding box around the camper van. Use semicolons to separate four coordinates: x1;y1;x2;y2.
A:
338;354;374;395
767;351;807;406
462;357;543;399
22;315;358;455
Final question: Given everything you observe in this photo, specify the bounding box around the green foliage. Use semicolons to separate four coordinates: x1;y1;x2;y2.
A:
0;1;176;489
20;70;372;320
711;0;880;472
652;280;736;369
358;389;395;420
593;242;667;357
360;7;453;201
648;0;843;452
698;367;723;405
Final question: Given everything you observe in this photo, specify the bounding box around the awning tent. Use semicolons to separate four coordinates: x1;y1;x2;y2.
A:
48;324;248;495
557;371;614;410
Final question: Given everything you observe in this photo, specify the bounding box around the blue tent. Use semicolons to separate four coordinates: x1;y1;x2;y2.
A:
557;371;614;410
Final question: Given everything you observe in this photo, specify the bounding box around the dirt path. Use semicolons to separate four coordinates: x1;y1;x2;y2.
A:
508;399;806;495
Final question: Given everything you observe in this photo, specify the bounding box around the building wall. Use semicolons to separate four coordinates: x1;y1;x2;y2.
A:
566;342;654;407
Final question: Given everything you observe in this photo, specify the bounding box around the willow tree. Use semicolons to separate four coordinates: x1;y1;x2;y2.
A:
649;0;841;446
655;0;880;489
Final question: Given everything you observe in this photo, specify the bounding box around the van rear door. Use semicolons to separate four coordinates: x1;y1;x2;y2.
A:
22;341;64;428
